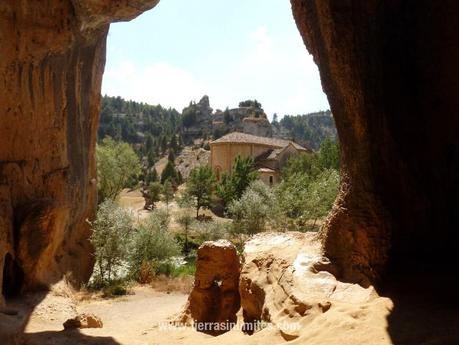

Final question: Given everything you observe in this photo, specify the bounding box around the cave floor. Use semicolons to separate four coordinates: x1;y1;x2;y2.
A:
1;278;458;345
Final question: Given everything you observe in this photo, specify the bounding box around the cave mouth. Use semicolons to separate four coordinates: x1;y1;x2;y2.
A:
2;253;24;299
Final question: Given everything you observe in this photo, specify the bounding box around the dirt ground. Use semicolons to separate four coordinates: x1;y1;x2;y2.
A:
8;282;388;345
16;285;289;345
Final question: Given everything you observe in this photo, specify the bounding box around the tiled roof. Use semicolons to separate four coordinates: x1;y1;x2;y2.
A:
210;132;307;151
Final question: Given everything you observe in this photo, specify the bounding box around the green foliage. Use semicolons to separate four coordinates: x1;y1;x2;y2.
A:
128;210;180;280
182;106;197;128
216;156;258;206
212;127;227;140
96;137;141;202
275;144;340;232
186;165;216;217
223;107;232;124
160;160;180;185
145;168;158;185
239;99;263;109
318;138;340;170
196;220;230;243
176;209;196;254
282;152;322;182
144;181;162;209
89;200;134;284
279;110;336;150
98;95;181;145
161;180;175;210
228;181;275;235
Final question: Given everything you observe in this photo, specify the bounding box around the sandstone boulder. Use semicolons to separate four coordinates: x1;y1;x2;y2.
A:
63;313;103;330
239;232;380;338
177;240;240;335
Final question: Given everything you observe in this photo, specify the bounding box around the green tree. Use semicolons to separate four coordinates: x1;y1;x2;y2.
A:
144;181;162;209
228;181;275;236
144;133;154;154
161;180;174;212
239;99;262;109
160;135;168;154
216;156;258;206
177;193;195;254
96;137;141;202
182;107;197;128
186;165;216;218
128;210;180;281
223;107;231;124
282;152;321;180
161;160;179;185
170;135;178;153
89;200;134;284
318;138;340;170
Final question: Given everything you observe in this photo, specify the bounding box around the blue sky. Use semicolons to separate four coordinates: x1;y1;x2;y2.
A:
102;0;329;120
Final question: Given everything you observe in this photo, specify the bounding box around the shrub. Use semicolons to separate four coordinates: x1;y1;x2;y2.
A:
128;210;180;281
275;169;339;232
228;181;275;235
196;220;230;243
89;200;134;285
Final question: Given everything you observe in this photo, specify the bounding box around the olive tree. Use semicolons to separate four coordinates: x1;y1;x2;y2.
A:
89;200;134;285
96;137;141;202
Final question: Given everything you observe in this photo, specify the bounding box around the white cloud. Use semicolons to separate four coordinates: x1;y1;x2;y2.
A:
102;61;207;111
102;26;329;118
203;26;328;118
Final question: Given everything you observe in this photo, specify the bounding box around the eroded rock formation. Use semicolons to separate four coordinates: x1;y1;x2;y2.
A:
179;235;391;342
291;0;459;284
177;240;240;335
0;0;159;301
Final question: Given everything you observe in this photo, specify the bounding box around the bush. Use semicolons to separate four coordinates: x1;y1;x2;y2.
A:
275;169;339;232
89;200;134;285
228;181;275;235
128;210;180;281
196;220;230;243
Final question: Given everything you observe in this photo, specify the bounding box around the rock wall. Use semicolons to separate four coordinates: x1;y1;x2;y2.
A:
291;0;459;284
0;0;159;300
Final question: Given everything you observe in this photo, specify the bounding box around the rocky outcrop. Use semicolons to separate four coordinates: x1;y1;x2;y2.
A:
0;0;159;300
291;0;459;284
239;232;381;339
182;96;214;144
178;234;391;342
177;240;240;335
175;147;210;180
213;106;272;138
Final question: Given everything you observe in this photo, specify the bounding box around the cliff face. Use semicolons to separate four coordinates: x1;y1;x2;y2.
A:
0;0;159;300
291;0;459;284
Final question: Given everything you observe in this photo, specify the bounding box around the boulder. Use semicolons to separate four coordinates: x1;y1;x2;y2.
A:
63;313;103;330
176;240;240;335
239;232;380;338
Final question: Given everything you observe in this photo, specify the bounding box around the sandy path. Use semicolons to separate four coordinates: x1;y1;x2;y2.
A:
21;285;290;345
22;286;188;345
